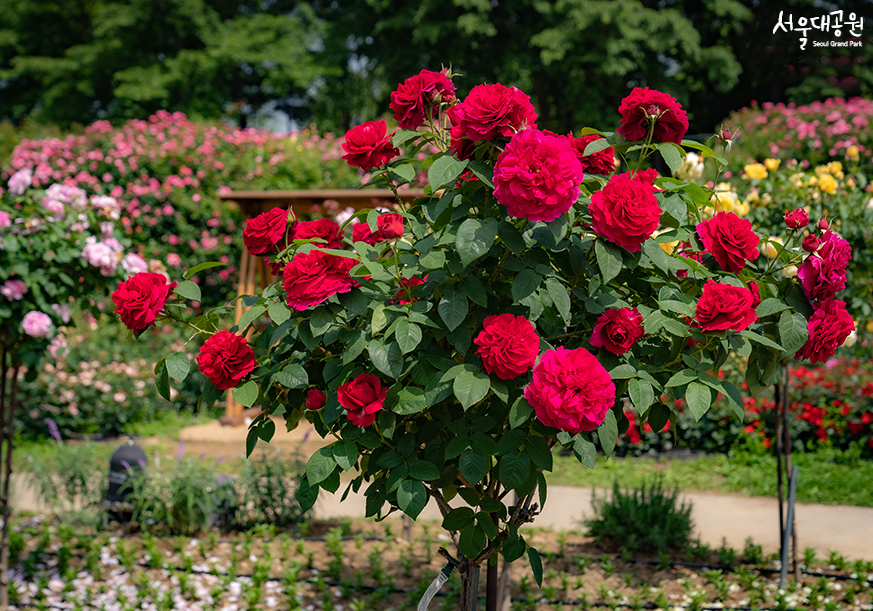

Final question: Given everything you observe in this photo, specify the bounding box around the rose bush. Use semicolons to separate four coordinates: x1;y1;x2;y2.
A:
118;69;851;603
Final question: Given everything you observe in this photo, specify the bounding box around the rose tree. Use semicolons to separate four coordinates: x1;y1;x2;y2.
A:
117;71;852;607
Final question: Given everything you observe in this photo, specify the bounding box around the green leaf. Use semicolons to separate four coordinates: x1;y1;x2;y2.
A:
499;449;531;489
720;380;745;421
456;218;499;267
509;397;533;429
665;369;697;387
371;303;388;334
233;380;259;407
445;436;470;460
183;261;225;279
174;280;201;301
154;359;171;401
756;298;790;318
238;305;266;331
583;138;611;156
609;364;637;380
395;386;428;415
545;278;571;326
459;449;489;485
643;239;670;274
268;301;292;325
257;418;276;443
438;292;468;332
658;142;684;175
595;240;622;284
408;461;440;481
512;269;542;302
461;275;489;307
391;163;416;182
502;534;526;562
368;340;404;379
742;330;784;352
685;381;711;421
647;403;671;433
296;476;319;512
428;155;468;190
165;352;190;383
779;311;809;354
394;318;422;354
573;437;596;468
333;440;358;471
305;447;336;486
525;437;553;471
628;378;654;412
597;410;618;458
459;523;487;558
392;129;419;148
274;364;308;389
443;507;476;531
453;370;491;409
397;479;428;519
419;250;446;270
528;548;544;587
468;160;494;188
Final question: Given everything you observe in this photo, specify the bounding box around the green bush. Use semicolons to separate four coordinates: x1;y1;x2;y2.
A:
586;479;694;555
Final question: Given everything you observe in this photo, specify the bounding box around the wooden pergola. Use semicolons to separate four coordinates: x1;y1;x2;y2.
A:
216;188;426;424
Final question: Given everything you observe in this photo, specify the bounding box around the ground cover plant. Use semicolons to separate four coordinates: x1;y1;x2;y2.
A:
111;68;856;607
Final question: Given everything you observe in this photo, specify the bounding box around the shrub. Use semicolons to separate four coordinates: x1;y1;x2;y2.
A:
234;447;307;531
586;479;694;555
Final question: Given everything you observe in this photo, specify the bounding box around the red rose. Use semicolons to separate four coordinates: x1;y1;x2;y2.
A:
352;221;386;245
784;209;810;229
305;389;326;410
802;235;821;253
589;170;662;252
697;212;760;274
290;218;343;249
796;299;854;363
493;129;584;223
446;83;538;143
392;275;427;305
616;87;689;145
338;373;387;427
389;69;456;129
243;207;289;256
282;249;358;311
566;134;616;176
524;347;616;433
590;308;645;355
695;280;757;331
197;330;257;390
748;282;762;308
112;272;177;333
341;120;400;171
449;124;477;160
377;213;404;239
474;314;540;380
798;230;852;303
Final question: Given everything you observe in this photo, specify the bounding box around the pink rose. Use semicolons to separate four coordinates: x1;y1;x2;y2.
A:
524;347;616;433
493;129;584;223
22;311;53;338
7;168;32;196
167;253;182;267
1;279;27;301
0;211;10;227
121;253;149;275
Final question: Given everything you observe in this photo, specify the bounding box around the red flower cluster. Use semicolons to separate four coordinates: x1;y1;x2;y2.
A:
474;314;540;380
342;120;400;171
616;87;689;145
390;69;456;130
697;212;760;274
282;249;357;311
197;330;257;390
338;373;387;427
589;169;661;252
795;299;854;363
112;272;177;333
798;230;852;303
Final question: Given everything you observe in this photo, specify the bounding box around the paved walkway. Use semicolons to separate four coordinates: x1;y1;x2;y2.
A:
12;419;873;561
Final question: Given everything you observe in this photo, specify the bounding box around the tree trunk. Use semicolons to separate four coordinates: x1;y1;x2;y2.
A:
458;558;480;611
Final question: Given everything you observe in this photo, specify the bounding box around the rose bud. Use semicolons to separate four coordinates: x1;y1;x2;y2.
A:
783;209;809;229
818;218;829;230
305;388;326;410
376;213;405;239
721;128;733;141
802;234;821;252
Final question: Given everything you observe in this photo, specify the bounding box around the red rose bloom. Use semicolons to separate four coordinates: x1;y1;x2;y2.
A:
341;120;400;171
243;207;289;256
802;235;821;253
377;213;404;239
748;282;762;308
282;249;357;311
566;134;616;175
589;170;662;252
290;218;343;249
695;280;757;331
305;389;326;410
338;373;387;427
796;299;854;363
449;124;477;160
524;347;616;433
446;83;538;143
784;209;810;229
697;212;760;273
474;314;540;380
798;230;852;303
112;272;177;333
352;221;386;245
389;69;456;129
616;87;689;145
493;129;584;223
590;308;645;355
197;330;257;390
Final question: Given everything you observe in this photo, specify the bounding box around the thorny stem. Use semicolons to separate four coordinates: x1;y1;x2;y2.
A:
632;119;657;177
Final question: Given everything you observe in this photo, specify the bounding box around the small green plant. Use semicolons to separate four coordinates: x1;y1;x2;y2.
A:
742;537;764;565
586;478;693;555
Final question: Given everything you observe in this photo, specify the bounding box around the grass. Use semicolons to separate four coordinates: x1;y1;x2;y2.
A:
548;449;873;508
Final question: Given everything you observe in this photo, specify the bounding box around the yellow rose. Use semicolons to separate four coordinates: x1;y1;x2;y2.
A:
764;158;781;171
709;182;738;213
847;178;855;189
846;145;860;161
789;172;805;187
819;173;837;194
762;236;783;259
782;265;798;278
827;161;842;175
734;200;750;216
744;163;768;180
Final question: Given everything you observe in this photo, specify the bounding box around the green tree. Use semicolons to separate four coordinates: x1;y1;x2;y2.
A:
0;0;326;127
